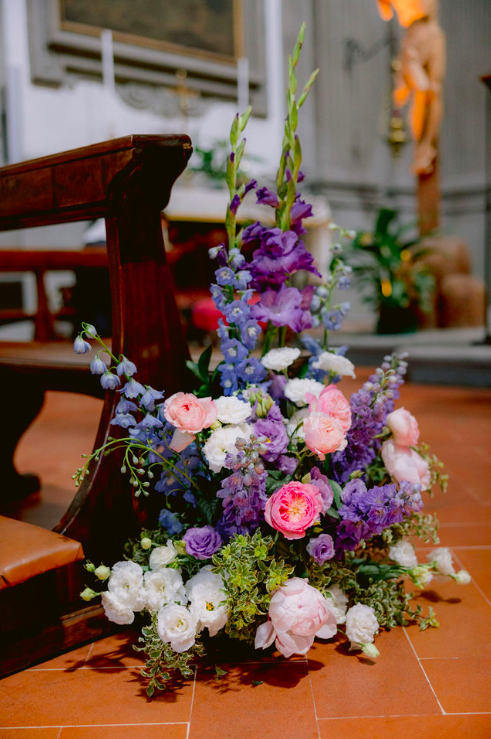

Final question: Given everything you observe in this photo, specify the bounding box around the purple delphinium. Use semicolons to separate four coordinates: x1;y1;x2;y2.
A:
183;525;222;560
332;354;408;484
158;509;183;536
217;440;268;536
307;534;335;564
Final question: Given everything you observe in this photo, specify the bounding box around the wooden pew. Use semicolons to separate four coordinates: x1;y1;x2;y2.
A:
0;134;192;675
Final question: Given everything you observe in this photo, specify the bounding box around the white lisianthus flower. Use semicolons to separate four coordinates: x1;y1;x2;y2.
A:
324;585;349;625
389;539;418;569
101;591;135;625
203;423;253;473
261;347;301;372
286;408;309;441
187;567;228;637
284;378;324;407
312;352;356;378
345;603;379;647
157;604;197;653
149;542;177;569
427;547;455;576
144;568;187;612
454;570;471;585
410;565;433;589
107;561;146;611
214;396;252;425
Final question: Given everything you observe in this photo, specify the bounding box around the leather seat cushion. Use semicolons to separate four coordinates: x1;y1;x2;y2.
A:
0;515;84;588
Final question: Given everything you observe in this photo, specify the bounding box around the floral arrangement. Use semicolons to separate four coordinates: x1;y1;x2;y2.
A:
77;26;469;697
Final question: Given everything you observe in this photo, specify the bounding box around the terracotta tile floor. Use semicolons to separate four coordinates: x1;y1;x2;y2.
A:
2;372;491;738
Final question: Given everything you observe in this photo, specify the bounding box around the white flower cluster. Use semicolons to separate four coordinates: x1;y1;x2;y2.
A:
101;552;228;652
284;378;324;407
345;603;379;650
214;395;252;425
261;347;301;372
389;539;418;569
312;352;356;378
203;423;253;472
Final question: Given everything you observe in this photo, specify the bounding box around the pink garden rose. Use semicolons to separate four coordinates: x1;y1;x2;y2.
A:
306;385;352;433
164;392;217;452
381;439;431;490
304;413;347;460
386;407;420;447
265;481;324;540
255;577;337;658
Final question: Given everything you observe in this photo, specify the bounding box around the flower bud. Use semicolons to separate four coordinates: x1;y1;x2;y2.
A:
210;420;222;431
174;540;187;555
454;570;471;585
141;537;152;550
84;561;96;573
361;642;380;658
84;324;97;337
80;587;98;601
94;565;111;581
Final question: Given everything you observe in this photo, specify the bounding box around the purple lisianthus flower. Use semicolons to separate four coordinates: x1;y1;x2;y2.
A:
307;534;335;564
250;284;311;333
256;186;279;208
236;357;267;384
221;339;249;364
183;525;222;560
215;266;235;286
229;194;241;215
311;467;334;512
335;520;370;552
276;454;298;476
100;371;120;390
268;372;287;400
254;410;289;462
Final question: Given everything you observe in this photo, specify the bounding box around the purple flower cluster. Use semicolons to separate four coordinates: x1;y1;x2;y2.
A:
332;354;408;483
216;438;268;536
335;478;423;552
254;404;289;462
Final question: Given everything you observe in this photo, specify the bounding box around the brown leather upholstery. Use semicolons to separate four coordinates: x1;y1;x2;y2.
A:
0;516;84;588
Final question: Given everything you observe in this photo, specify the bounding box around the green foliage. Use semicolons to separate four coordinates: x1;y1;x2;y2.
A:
346;207;435;316
417;443;449;494
212;531;294;642
135;616;205;697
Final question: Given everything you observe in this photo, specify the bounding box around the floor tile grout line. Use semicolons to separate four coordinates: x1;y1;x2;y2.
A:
186;666;197;739
451;549;491;612
403;627;446;715
306;663;321;739
82;642;94;667
55;729;62;739
0;723;191;729
316;712;491;720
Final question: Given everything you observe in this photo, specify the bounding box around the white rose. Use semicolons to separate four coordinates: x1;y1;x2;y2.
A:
144;568;187;612
149;542;177;569
157;604;197;653
427;547;455;576
187;567;228;637
312;352;356;378
101;591;135;625
214;396;252;425
203;423;253;473
345;603;379;647
286;408;309;441
261;347;301;372
284;378;324;407
107;561;146;611
389;540;418;569
324;585;348;625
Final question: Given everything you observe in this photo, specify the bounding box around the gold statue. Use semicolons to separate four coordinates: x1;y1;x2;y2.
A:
377;0;445;175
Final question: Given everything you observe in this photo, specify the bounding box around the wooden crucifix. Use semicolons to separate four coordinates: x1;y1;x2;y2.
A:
377;0;446;235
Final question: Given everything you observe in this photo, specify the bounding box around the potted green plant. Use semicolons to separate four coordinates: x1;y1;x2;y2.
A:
347;208;435;334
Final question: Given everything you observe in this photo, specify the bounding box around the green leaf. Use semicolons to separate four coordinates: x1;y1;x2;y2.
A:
328;479;343;508
186;360;204;382
298;68;319;107
198;344;213;381
252;680;263;686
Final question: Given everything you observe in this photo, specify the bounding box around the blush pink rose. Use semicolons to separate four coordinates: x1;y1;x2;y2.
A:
381;440;431;490
164;392;217;453
255;577;337;658
386;407;420;447
303;413;347;460
264;481;324;540
306;385;352;433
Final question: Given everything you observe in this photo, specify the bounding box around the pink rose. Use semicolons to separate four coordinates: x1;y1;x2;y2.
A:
306;385;352;433
386;407;420;447
304;413;347;460
381;440;431;490
255;578;337;658
265;481;324;540
164;392;217;453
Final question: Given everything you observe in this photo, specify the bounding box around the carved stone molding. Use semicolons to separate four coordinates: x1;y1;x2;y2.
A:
26;0;267;115
116;81;208;118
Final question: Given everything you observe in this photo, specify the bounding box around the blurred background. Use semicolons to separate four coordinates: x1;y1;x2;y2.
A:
0;0;490;368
